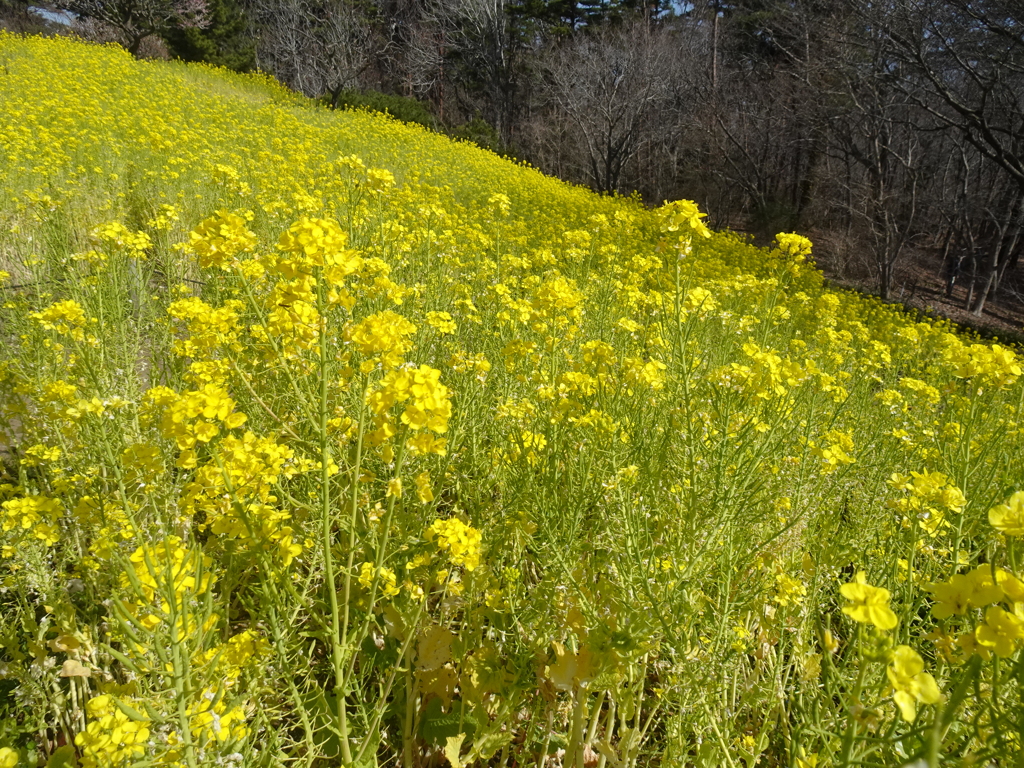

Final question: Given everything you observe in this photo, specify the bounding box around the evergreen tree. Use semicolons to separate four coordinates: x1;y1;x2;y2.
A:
163;0;255;71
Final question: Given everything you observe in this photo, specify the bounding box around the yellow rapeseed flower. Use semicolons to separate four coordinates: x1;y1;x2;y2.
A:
840;571;898;630
886;645;941;722
989;491;1024;536
975;606;1024;658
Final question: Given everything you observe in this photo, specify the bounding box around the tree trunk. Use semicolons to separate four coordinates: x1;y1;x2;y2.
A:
127;34;145;57
939;228;956;297
964;251;977;311
879;258;892;301
994;197;1023;290
970;264;997;316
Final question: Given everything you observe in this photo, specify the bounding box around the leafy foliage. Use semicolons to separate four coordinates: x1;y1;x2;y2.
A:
161;0;254;71
332;87;438;129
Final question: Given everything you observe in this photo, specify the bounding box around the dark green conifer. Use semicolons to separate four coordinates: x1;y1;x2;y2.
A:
163;0;255;71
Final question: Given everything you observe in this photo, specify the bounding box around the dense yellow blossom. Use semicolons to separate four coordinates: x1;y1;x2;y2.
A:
186;209;257;269
1;496;62;547
2;33;1024;768
427;518;483;571
76;695;150;768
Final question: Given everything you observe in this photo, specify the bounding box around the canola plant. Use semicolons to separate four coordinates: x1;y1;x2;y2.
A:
1;33;1023;768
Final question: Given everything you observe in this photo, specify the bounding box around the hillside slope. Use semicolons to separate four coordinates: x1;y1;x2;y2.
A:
1;33;1023;767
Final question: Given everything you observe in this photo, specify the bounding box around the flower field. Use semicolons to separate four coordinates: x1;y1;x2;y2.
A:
2;33;1024;768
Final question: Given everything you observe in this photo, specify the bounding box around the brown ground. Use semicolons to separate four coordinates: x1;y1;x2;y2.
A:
807;233;1024;345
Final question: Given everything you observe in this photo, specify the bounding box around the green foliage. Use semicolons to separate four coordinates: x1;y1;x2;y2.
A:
162;0;255;72
331;88;437;130
419;698;478;746
449;114;516;158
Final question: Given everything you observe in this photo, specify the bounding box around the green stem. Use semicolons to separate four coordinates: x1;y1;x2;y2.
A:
165;552;198;768
566;687;587;768
838;628;868;768
315;273;354;765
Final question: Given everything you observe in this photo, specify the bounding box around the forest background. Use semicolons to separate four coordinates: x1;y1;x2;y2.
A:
3;0;1023;330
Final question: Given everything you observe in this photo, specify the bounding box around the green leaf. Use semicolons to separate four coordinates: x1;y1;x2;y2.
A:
103;645;145;676
297;685;343;758
46;745;78;768
469;729;513;762
352;753;379;768
531;732;567;756
420;698;477;747
361;632;399;667
108;600;146;644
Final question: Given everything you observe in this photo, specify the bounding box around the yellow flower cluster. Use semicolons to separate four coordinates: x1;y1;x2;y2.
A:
276;215;362;283
427;518;483;571
926;566;1024;659
530;275;584;327
842;572;941;722
940;336;1022;388
1;495;62;548
31;299;88;341
167;296;244;361
657;199;712;241
75;695;150;768
772;232;814;263
809;428;856;473
713;342;806;401
199;629;270;675
92;221;152;259
888;470;966;537
427;310;458;335
121;536;213;631
367;364;452;454
989;491;1024;536
263;275;321;352
683;286;717;315
359;561;401;597
148;384;247;452
184;689;248;745
347;310;417;370
184;432;304;567
841;571;898;630
887;646;941;723
185;209;257;269
73;494;136;568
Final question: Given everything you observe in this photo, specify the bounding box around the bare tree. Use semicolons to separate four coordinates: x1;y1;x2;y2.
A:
823;27;939;301
418;0;522;143
674;1;846;237
940;146;1024;312
246;0;378;102
703;72;820;239
59;0;209;56
874;0;1024;313
542;21;674;194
